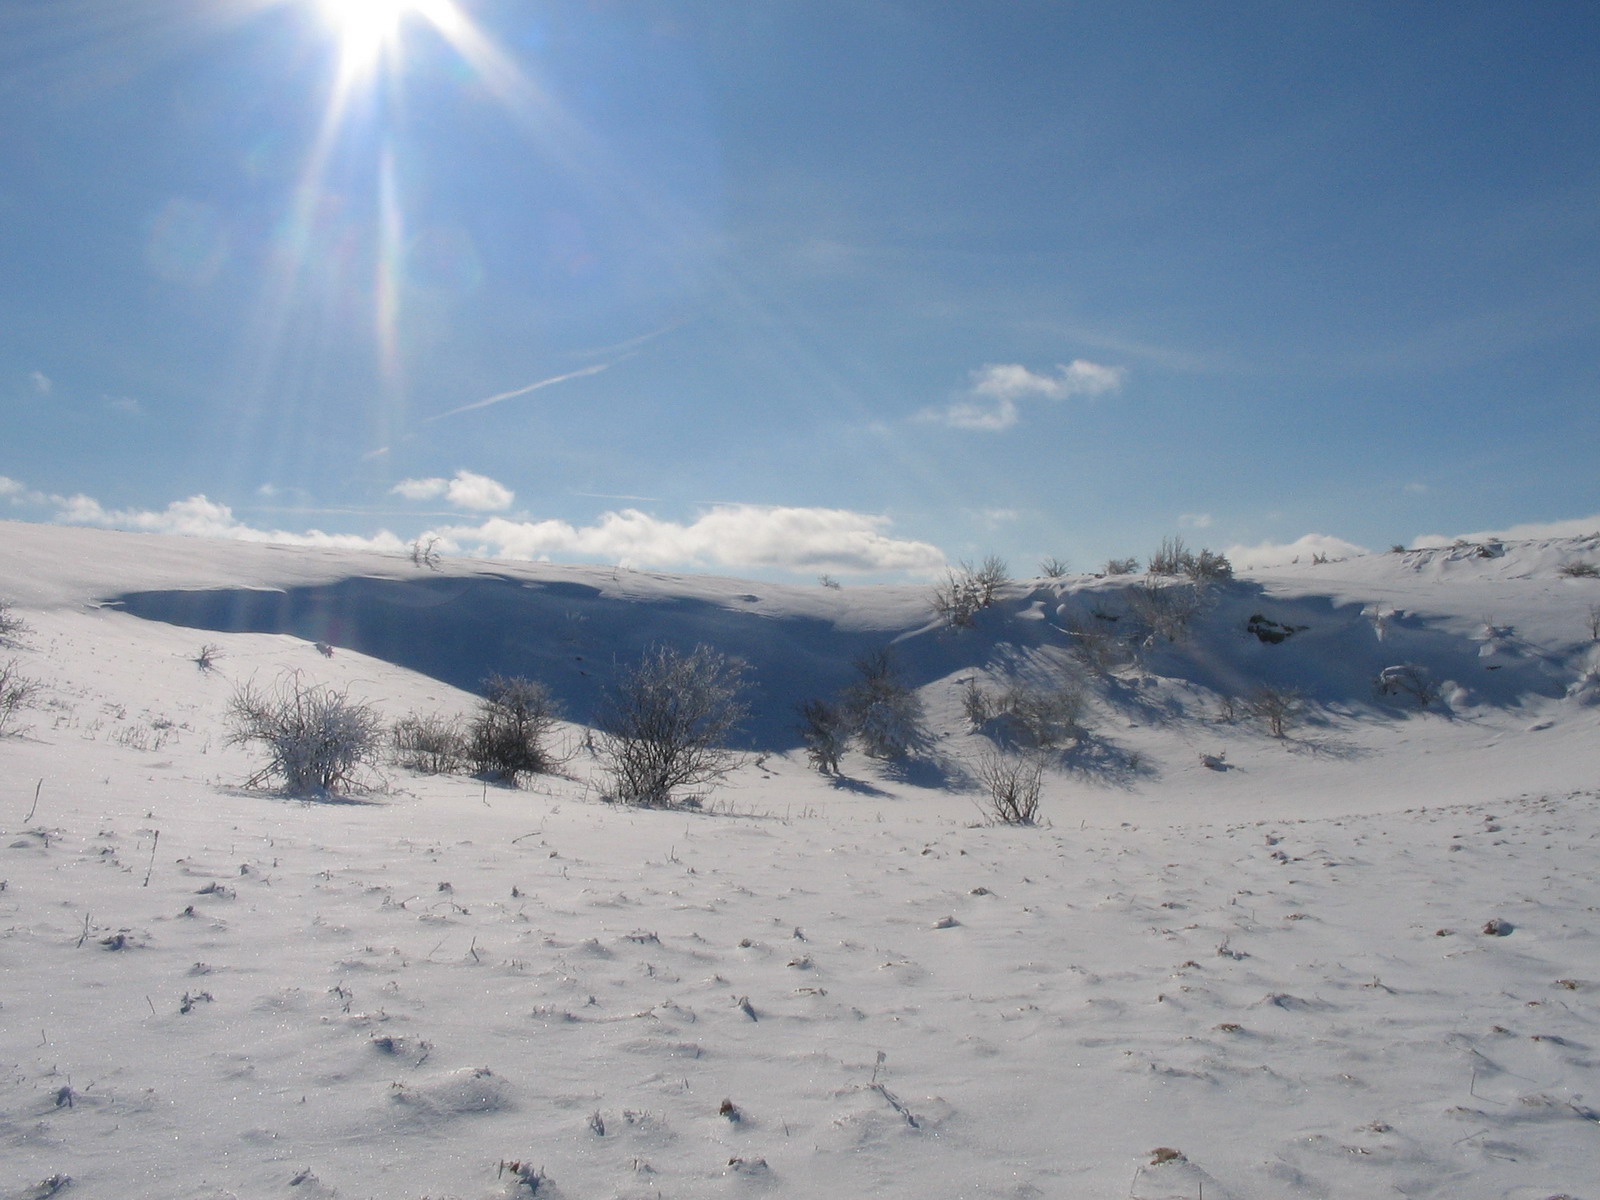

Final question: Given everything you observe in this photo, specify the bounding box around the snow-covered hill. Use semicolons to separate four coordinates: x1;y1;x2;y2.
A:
2;520;1598;1199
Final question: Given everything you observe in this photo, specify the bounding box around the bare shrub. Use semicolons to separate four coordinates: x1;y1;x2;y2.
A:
1038;556;1070;579
960;676;997;727
0;599;29;648
932;556;1010;628
409;535;442;570
965;675;1086;748
597;645;748;806
0;658;41;736
392;710;468;774
843;648;925;759
1147;536;1192;576
974;750;1043;825
997;680;1086;749
1125;583;1204;645
1102;556;1138;576
193;643;223;672
1063;613;1128;676
796;698;849;775
818;574;841;590
1147;537;1232;584
1559;561;1599;578
931;568;983;629
1588;604;1600;641
469;674;561;783
1247;685;1304;739
226;673;383;793
1185;548;1233;584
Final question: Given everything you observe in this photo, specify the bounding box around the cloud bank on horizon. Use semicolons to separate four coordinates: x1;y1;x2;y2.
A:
2;475;943;576
9;473;1598;580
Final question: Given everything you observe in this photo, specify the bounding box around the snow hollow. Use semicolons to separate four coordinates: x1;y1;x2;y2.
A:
3;520;1599;1200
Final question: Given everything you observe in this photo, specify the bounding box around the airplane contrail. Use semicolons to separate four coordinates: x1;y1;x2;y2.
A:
424;359;617;423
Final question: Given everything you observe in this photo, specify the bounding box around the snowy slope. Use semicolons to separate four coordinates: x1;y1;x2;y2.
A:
2;521;1599;1200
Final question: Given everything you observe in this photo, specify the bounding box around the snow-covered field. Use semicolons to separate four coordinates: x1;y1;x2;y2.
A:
3;520;1599;1200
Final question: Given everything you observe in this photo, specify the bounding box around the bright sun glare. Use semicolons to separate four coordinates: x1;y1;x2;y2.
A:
320;0;416;66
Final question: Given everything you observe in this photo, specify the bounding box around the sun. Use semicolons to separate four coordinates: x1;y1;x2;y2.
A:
318;0;417;69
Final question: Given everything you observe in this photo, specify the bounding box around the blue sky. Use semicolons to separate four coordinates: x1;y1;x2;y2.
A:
3;0;1598;578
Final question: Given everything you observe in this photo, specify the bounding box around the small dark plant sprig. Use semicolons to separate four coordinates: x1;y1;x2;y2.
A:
0;599;30;648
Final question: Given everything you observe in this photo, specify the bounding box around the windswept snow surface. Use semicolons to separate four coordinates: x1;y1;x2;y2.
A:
2;521;1599;1199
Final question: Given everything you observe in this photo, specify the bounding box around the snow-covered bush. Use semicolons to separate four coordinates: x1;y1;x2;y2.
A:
1375;664;1439;709
392;710;468;774
974;749;1043;825
0;658;40;736
226;673;383;793
597;645;748;806
1102;557;1139;576
843;648;925;759
469;674;561;783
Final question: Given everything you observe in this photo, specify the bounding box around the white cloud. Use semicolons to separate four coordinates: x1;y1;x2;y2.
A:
434;505;945;574
1412;514;1600;548
922;359;1124;431
0;476;47;506
29;371;51;395
52;491;407;552
936;396;1020;431
1226;533;1372;570
971;360;1124;400
392;470;514;511
1403;482;1429;495
444;470;514;511
105;395;142;416
392;477;448;501
1180;512;1214;529
19;473;940;576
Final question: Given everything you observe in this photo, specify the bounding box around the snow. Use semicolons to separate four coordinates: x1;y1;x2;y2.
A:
2;520;1599;1199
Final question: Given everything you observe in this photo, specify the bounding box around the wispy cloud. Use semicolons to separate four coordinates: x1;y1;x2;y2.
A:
105;395;142;416
1226;534;1371;569
1413;515;1600;547
1180;512;1214;529
920;359;1125;432
392;469;514;511
424;361;613;423
29;371;51;396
